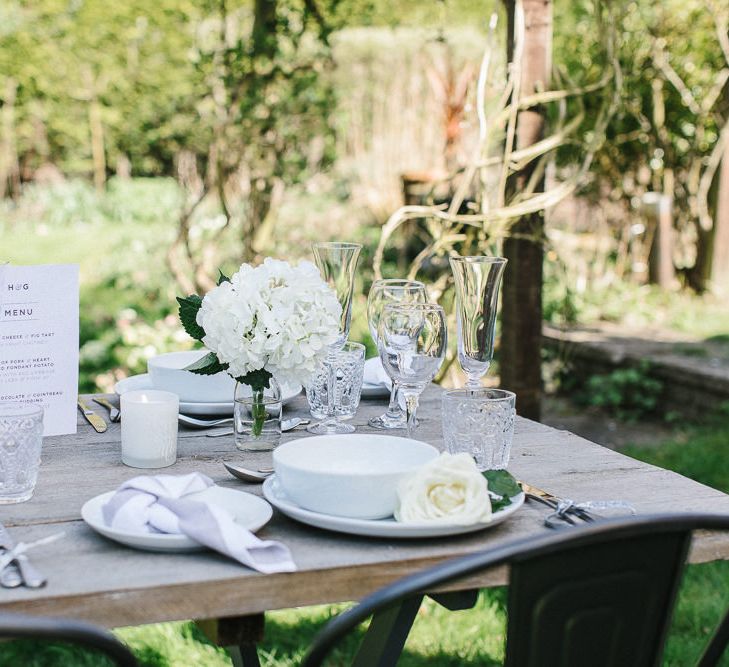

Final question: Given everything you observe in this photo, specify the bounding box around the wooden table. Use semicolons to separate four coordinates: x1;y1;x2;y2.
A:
3;386;729;649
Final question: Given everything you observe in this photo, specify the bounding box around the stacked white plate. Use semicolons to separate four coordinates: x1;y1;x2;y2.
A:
114;351;301;416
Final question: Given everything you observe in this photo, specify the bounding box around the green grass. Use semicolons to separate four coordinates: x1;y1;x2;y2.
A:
623;414;729;667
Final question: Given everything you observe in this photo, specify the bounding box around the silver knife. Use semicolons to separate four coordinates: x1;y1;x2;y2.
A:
78;397;108;433
0;522;46;588
93;397;120;422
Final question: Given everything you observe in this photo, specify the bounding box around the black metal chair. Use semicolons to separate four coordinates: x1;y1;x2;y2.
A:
302;514;729;667
0;612;138;666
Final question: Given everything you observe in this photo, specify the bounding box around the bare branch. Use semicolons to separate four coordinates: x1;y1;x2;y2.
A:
697;114;729;231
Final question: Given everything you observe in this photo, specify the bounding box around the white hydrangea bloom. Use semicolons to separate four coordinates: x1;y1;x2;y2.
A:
196;258;342;386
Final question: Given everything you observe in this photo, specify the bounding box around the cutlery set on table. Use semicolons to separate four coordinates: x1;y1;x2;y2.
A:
0;523;65;589
77;395;309;436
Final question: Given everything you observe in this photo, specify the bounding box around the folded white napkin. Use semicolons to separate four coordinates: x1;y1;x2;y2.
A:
101;472;296;573
363;357;392;389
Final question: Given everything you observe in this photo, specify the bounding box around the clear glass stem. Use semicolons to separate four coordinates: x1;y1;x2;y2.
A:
465;374;482;390
404;393;419;438
385;381;401;419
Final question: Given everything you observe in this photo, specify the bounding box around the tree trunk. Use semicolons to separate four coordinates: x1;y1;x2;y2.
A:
88;96;106;191
0;78;21;200
711;153;729;290
692;152;729;294
500;0;552;421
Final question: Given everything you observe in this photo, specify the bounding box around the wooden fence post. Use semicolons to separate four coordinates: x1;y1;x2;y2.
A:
501;0;552;421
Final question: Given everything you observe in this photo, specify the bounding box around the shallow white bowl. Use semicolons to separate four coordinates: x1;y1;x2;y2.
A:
273;435;439;520
147;351;235;403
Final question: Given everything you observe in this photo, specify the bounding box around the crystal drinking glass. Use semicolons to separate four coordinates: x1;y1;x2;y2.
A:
306;342;365;421
378;303;447;437
366;279;427;429
308;242;362;435
442;388;516;470
449;256;507;389
0;403;44;504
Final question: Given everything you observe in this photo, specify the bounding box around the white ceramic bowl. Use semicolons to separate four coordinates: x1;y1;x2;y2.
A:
147;351;235;403
273;435;439;520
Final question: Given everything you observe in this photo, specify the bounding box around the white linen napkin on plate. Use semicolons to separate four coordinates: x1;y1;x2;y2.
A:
363;357;392;389
101;472;296;573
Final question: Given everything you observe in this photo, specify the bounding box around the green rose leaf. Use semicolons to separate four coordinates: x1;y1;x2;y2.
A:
483;469;521;512
177;295;205;341
184;351;228;375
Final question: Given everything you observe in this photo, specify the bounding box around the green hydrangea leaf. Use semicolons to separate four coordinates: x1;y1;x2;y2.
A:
236;369;273;393
217;270;231;286
176;294;205;342
183;351;228;376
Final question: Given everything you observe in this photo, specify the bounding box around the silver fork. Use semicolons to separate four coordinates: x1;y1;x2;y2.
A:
0;522;49;588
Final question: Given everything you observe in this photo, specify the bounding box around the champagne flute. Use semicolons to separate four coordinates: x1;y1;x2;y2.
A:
449;256;507;389
378;303;447;437
367;279;427;429
308;242;362;435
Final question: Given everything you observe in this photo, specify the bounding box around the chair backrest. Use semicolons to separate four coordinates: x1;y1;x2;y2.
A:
302;514;729;667
0;612;138;667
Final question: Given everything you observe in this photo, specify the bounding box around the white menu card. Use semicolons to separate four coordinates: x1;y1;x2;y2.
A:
0;264;79;436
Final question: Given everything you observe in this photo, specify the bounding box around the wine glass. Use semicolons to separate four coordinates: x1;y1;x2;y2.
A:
308;242;362;435
366;279;427;429
378;303;447;437
449;256;507;389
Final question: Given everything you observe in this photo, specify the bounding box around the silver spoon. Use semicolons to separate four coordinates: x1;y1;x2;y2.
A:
205;417;309;437
223;462;274;483
179;414;234;428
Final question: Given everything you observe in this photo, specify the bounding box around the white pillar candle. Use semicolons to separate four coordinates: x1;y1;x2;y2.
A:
121;389;179;468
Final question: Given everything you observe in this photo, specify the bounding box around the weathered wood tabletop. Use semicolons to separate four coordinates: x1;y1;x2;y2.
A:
2;386;729;628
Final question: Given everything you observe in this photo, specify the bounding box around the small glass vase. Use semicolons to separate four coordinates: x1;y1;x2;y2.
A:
234;378;282;452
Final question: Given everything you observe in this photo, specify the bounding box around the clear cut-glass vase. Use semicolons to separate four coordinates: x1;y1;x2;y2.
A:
233;378;282;451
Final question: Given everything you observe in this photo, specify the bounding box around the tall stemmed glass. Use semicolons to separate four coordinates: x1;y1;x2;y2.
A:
367;279;427;429
450;256;507;389
308;242;362;435
378;303;447;437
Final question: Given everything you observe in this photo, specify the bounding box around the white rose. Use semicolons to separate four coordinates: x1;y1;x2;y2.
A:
395;453;492;525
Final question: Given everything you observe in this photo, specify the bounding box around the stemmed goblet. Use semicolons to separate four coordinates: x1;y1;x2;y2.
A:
378;303;447;437
366;279;427;429
308;242;362;435
449;256;507;389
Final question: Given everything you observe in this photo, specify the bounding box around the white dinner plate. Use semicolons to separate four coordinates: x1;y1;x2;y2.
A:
262;475;524;539
115;374;302;416
81;485;273;552
360;382;392;399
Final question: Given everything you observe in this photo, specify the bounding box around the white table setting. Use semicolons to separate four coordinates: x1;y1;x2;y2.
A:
1;243;643;593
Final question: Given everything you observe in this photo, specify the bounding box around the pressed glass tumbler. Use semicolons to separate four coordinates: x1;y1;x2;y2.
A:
0;403;44;504
442;388;516;470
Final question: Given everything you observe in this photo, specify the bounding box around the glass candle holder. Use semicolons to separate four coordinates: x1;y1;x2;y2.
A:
0;403;44;504
121;390;179;468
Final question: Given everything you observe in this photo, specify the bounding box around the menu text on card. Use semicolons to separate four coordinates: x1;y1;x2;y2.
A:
0;264;79;436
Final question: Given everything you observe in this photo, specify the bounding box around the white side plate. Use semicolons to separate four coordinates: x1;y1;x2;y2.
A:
262;475;524;539
115;374;301;416
81;485;273;552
